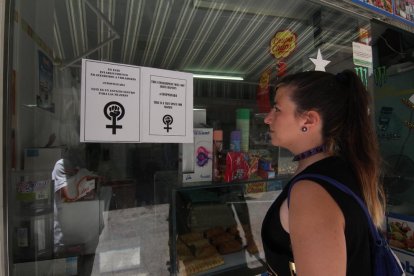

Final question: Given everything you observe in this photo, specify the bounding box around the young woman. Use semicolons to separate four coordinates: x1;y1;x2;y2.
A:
261;70;385;275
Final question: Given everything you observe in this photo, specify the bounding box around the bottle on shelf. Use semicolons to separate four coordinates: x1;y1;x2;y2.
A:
230;130;241;152
213;130;224;182
236;108;250;152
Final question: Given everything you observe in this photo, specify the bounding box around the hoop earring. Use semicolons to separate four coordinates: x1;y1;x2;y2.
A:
301;126;308;132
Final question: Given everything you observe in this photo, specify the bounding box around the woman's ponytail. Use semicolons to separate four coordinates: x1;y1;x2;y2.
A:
338;70;385;228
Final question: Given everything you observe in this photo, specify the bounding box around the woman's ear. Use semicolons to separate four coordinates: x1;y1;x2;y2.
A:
303;110;321;129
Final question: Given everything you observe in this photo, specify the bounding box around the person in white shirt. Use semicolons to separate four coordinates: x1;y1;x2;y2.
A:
52;158;79;253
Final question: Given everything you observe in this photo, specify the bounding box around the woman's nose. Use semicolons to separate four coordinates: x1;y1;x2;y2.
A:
264;112;272;125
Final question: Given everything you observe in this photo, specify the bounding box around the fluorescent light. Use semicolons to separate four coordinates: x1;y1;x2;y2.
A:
193;74;243;81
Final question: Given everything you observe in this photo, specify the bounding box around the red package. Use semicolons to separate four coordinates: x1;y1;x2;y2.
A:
246;153;260;177
224;152;249;182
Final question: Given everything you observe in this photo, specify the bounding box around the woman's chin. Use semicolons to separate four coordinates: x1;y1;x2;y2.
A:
270;140;279;147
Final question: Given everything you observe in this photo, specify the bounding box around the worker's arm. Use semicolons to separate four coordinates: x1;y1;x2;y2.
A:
59;186;78;202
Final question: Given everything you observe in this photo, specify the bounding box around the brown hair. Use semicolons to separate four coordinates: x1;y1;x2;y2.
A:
277;70;385;227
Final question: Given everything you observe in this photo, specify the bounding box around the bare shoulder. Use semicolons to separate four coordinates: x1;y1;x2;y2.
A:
289;179;345;228
289;180;346;275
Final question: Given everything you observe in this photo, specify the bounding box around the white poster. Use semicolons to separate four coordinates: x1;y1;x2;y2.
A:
352;42;373;68
81;59;193;143
81;59;141;142
140;67;193;143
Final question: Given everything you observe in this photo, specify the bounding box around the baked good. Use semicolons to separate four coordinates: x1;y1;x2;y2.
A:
217;239;243;254
195;244;219;258
180;232;204;243
181;255;224;275
204;226;225;239
187;238;210;248
210;232;236;246
227;225;240;236
177;242;194;261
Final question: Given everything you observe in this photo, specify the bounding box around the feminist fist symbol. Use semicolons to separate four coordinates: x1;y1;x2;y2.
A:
104;101;125;135
109;105;121;118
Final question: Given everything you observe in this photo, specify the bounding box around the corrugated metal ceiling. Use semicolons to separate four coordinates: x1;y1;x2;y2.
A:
53;0;364;81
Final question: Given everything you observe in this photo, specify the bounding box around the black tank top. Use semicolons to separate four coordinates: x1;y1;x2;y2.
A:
261;156;373;275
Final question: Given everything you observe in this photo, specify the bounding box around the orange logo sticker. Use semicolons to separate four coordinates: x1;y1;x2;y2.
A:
270;30;297;59
259;69;270;89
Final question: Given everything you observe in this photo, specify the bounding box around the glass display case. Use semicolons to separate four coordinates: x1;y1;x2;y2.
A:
170;177;290;275
169;101;296;275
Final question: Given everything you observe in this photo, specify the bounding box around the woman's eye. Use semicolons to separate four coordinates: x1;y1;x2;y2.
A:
273;106;280;112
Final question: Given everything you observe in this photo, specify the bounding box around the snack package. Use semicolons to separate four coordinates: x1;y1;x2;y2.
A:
246;152;260;177
259;157;274;171
257;168;275;179
224;152;249;182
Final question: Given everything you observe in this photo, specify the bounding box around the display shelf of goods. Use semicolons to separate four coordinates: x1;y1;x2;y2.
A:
171;179;287;275
13;175;55;263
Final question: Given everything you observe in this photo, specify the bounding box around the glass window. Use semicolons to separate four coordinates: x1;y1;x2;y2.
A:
7;0;369;275
371;21;414;212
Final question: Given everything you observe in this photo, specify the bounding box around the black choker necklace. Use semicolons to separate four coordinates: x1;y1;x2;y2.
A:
293;145;326;161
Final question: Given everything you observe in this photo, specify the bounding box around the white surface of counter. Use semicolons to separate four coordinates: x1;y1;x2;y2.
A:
60;187;111;254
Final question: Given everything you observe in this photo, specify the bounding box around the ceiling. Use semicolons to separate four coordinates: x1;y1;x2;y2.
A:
53;0;366;82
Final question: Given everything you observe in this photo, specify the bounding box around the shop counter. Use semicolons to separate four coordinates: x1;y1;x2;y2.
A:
170;177;289;275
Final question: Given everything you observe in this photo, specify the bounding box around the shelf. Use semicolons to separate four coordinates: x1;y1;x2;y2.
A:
174;175;290;191
171;178;287;275
195;250;266;275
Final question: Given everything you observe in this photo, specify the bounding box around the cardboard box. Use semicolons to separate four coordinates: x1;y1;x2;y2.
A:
180;128;213;184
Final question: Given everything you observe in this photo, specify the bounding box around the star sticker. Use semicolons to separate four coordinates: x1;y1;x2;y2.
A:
309;49;330;71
